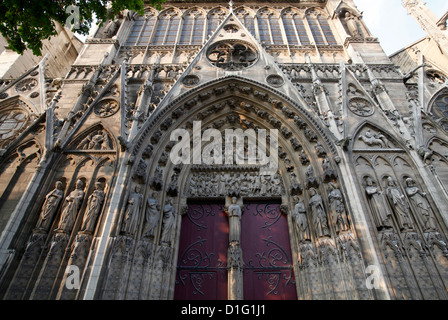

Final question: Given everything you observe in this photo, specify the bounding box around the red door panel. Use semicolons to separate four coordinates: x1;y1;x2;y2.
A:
241;202;297;300
174;203;228;300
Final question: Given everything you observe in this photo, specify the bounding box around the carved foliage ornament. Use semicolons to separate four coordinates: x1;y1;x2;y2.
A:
266;75;285;87
207;40;258;71
15;78;38;93
348;97;374;117
94;99;120;118
182;75;200;87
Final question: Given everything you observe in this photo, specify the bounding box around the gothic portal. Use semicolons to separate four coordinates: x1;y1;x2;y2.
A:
0;0;448;300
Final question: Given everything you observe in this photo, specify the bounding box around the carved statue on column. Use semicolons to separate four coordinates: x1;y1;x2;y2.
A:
225;197;243;243
364;176;393;230
56;179;85;233
143;191;161;238
80;182;105;233
309;188;330;238
292;196;311;242
328;182;350;233
35;181;64;232
405;178;437;232
385;177;414;231
160;197;175;244
121;185;143;236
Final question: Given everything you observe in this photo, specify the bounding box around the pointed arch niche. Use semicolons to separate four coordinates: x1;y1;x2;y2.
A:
95;76;374;300
2;123;119;300
351;122;448;300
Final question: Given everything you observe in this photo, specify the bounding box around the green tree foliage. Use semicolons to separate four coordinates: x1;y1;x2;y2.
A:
0;0;165;56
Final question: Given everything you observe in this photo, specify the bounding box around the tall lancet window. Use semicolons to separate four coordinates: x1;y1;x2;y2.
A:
234;6;256;37
207;7;228;38
179;9;205;45
281;8;311;46
126;11;157;46
318;15;337;45
257;8;284;45
306;10;337;45
152;8;181;45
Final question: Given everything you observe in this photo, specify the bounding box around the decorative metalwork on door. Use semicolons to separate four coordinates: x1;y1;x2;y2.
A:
241;202;297;300
174;203;228;300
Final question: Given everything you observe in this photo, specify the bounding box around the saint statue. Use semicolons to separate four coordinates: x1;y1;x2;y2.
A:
344;12;360;37
160;197;175;244
121;185;143;236
143;191;160;238
385;177;414;231
364;176;392;230
292;196;311;242
80;182;105;233
405;178;437;232
328;182;350;233
56;180;85;233
225;197;243;243
309;188;330;237
35;181;64;232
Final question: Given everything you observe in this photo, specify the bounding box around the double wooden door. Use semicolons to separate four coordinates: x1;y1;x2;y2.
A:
174;201;297;300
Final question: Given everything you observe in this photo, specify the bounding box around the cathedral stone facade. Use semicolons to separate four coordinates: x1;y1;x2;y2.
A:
0;0;447;300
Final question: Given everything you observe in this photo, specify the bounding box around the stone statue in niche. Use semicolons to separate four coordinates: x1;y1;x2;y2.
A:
133;159;148;184
217;173;227;196
405;178;437;232
80;182;105;233
35;181;64;232
121;185;143;236
314;142;327;158
299;150;310;165
290;172;302;196
160;197;175;244
344;11;361;37
151;166;163;191
167;171;179;197
304;128;318;142
322;157;337;182
305;165;319;189
142;191;160;238
292;196;311;242
56;179;85;233
328;182;350;233
364;176;393;230
309;188;330;238
225;197;243;244
385;177;414;231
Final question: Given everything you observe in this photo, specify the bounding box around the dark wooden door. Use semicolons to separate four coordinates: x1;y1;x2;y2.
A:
241;201;297;300
174;203;228;300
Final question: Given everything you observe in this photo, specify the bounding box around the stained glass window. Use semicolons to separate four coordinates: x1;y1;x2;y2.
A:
152;10;181;45
126;13;156;46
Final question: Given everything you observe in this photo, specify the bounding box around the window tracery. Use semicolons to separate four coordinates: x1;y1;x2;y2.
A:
179;9;205;45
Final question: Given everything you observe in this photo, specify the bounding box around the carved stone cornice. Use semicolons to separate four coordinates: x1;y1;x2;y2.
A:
85;38;120;50
343;36;379;47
